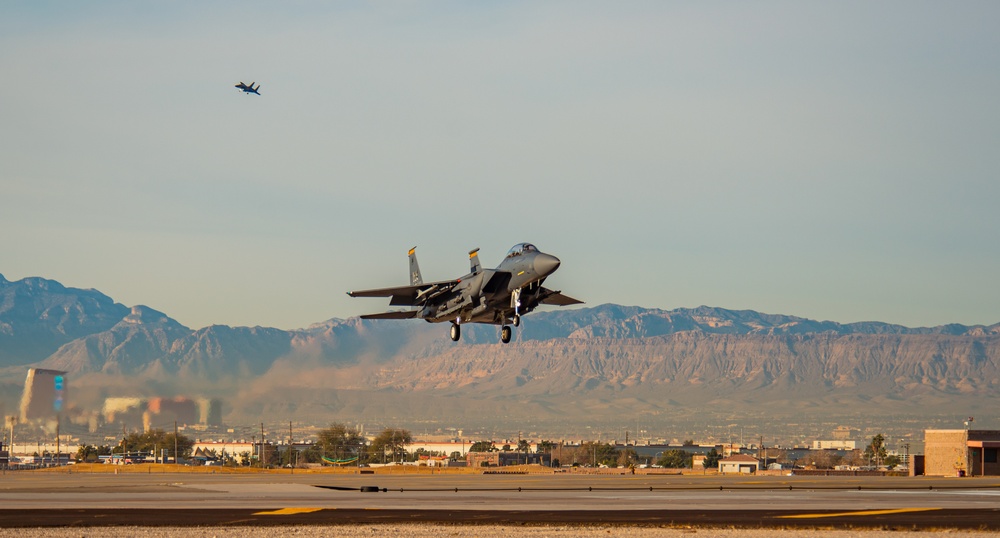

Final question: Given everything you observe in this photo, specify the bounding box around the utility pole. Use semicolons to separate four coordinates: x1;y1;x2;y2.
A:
261;423;266;468
288;421;293;473
174;421;178;465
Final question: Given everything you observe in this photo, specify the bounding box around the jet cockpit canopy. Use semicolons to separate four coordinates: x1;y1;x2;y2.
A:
506;243;538;258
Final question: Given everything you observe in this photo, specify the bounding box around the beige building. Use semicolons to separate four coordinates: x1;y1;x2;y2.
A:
924;429;1000;477
718;454;760;474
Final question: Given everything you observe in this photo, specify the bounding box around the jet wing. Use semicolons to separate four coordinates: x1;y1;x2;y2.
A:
539;289;583;306
347;279;461;307
360;311;421;320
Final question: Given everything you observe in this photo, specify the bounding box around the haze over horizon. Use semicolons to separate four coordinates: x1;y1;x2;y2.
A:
3;2;998;331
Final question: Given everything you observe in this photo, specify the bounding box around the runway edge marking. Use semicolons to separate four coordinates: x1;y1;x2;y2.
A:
777;508;941;519
253;508;326;515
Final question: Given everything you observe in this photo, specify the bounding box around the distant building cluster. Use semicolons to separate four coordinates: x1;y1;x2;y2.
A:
812;440;856;450
103;397;222;431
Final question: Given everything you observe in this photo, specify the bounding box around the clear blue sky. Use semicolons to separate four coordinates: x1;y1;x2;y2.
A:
2;1;998;330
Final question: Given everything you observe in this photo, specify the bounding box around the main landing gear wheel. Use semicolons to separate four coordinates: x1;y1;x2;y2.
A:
513;314;521;327
500;325;512;344
450;324;461;342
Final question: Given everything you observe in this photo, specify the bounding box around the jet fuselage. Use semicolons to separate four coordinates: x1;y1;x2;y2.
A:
348;243;580;343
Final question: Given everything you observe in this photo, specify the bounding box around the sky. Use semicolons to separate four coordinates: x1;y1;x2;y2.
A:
2;1;998;331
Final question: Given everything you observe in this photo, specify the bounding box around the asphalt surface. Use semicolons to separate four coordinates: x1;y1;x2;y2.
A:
2;470;999;530
2;507;999;530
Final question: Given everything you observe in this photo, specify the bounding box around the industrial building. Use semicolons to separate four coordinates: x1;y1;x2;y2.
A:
924;429;1000;477
467;451;551;467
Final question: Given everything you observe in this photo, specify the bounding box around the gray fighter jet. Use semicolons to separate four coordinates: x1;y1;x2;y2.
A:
348;243;582;343
235;81;260;95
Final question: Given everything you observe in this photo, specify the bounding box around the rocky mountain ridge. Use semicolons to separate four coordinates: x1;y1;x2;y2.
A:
0;273;130;365
2;273;999;426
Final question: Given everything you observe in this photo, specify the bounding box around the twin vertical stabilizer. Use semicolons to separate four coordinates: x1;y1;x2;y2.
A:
408;247;423;286
469;248;481;274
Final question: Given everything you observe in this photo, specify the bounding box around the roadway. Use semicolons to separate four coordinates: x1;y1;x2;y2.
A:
1;470;999;529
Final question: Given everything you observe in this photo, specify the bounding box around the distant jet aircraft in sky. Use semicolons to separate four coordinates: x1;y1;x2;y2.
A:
235;81;260;95
348;243;582;344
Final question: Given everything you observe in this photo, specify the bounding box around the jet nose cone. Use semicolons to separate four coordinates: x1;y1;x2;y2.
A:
533;253;561;276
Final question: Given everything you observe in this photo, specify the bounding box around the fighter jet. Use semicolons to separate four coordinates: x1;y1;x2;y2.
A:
235;81;260;95
348;243;582;343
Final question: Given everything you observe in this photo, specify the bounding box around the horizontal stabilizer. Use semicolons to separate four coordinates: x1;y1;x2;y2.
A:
541;291;583;306
348;279;460;306
360;311;421;320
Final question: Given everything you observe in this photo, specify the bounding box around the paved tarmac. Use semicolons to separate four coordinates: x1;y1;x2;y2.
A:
2;470;999;530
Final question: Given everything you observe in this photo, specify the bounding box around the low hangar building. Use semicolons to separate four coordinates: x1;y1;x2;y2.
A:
718;454;761;474
924;429;1000;477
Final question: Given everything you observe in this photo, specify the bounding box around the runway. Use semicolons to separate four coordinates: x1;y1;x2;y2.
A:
2;469;999;530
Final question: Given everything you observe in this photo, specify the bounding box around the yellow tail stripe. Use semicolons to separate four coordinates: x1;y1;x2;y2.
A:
254;507;325;516
778;507;941;519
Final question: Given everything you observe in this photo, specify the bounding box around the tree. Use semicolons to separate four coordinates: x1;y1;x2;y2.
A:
536;440;557;454
300;443;323;464
469;441;496;453
768;449;790;466
75;444;110;463
260;443;279;468
568;442;619;467
316;423;365;462
810;450;843;469
122;429;193;460
657;449;690;469
864;434;888;467
884;454;902;469
517;439;531;454
701;448;722;469
370;428;412;463
617;448;638;468
843;449;866;467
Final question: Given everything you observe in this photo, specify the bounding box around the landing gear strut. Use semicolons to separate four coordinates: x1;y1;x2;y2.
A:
500;325;512;344
511;288;522;327
450;323;461;342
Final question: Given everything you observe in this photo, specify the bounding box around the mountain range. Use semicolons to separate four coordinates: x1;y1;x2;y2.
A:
2;272;999;437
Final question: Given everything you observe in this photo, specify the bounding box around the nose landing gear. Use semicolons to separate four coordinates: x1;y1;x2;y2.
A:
450;322;461;342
